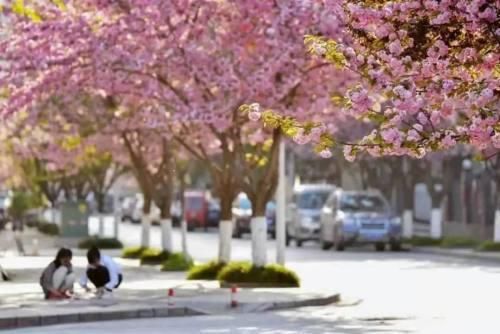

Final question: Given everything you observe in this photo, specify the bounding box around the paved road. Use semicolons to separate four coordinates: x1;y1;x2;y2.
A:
9;221;499;333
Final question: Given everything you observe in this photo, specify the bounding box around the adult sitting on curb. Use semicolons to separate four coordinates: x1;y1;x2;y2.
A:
80;246;123;299
39;248;75;299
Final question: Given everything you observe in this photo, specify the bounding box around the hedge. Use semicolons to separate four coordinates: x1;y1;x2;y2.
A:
405;236;442;247
78;237;123;250
161;252;194;272
477;241;500;252
122;246;146;259
37;222;59;236
440;236;479;249
139;248;170;265
187;261;226;280
217;261;300;287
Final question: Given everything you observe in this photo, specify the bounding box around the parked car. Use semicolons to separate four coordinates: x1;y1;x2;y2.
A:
184;190;211;230
266;201;276;239
232;193;252;238
121;195;138;222
0;192;11;230
232;194;277;239
207;199;221;227
171;200;182;226
319;190;402;251
286;184;336;247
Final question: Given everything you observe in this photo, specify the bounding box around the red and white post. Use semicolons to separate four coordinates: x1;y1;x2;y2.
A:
230;285;238;308
168;288;175;306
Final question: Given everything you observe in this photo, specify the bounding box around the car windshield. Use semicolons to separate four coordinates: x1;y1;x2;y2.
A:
186;197;203;210
297;191;330;210
239;198;251;210
340;194;387;213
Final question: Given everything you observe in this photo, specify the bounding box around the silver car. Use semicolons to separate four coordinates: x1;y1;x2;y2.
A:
286;184;336;247
320;190;402;251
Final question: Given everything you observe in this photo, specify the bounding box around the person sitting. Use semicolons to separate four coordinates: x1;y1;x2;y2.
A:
80;246;122;298
40;248;75;299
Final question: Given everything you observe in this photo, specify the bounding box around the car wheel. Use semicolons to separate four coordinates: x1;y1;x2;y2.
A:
321;239;333;251
296;239;303;247
233;224;242;239
285;231;291;247
390;242;402;252
187;222;195;231
375;242;386;251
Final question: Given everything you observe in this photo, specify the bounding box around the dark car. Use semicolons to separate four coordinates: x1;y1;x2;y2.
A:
206;199;221;227
266;201;276;239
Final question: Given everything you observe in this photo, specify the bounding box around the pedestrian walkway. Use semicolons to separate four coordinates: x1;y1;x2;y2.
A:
0;255;339;330
412;246;500;262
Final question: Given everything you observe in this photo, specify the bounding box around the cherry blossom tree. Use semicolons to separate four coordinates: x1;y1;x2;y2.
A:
245;0;498;162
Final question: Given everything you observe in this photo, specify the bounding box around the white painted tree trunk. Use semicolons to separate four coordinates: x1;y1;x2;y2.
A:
218;220;232;263
430;208;442;239
251;216;267;267
51;207;57;224
98;214;105;237
113;214;120;239
276;140;286;265
402;210;413;238
141;214;151;248
494;210;500;242
161;218;173;253
181;218;189;257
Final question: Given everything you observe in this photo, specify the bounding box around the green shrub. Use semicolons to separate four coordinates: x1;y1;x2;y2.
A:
37;222;59;236
187;261;226;280
122;246;146;259
217;261;300;287
161;252;194;272
441;236;479;249
139;248;170;265
405;236;442;247
477;241;500;252
78;237;123;250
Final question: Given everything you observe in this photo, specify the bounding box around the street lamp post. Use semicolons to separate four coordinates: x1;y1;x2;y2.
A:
276;139;286;265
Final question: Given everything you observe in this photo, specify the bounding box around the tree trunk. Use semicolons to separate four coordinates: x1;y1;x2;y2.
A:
96;192;106;237
160;207;173;253
251;216;267;267
217;187;234;263
141;196;152;248
178;174;189;258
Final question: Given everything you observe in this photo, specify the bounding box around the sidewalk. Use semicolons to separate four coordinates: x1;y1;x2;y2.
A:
412;246;500;263
0;255;340;330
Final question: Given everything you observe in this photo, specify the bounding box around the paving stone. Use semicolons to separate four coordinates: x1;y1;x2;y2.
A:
167;307;186;317
58;313;79;324
16;316;40;328
137;308;154;318
0;317;17;330
79;312;101;322
40;315;59;326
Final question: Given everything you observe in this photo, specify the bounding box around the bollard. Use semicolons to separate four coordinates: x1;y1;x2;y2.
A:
168;288;175;306
230;285;238;308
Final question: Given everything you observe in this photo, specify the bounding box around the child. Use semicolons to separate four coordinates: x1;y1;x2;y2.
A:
40;248;75;299
80;246;122;298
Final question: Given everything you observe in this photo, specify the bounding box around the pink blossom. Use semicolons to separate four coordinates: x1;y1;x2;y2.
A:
417;112;428;125
407;129;420;141
319;149;333;158
343;145;356;162
248;111;261;122
388;40;403;56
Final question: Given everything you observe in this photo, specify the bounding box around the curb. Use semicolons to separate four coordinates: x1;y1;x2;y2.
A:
0;306;207;331
0;294;341;330
412;247;500;263
246;293;341;313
